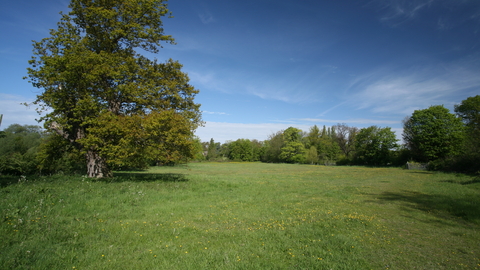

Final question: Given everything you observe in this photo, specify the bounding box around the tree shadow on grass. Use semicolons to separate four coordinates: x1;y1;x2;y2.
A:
440;178;480;186
367;190;480;225
406;171;434;175
0;175;20;188
108;172;189;183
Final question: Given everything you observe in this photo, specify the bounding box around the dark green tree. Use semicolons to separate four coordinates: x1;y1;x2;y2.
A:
0;124;44;175
262;131;284;163
454;95;480;172
228;139;254;161
315;125;340;164
403;105;464;162
206;138;217;160
455;95;480;133
334;123;358;158
250;139;264;161
25;0;202;177
355;126;398;166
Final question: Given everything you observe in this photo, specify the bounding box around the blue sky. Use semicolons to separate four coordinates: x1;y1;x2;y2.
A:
1;0;479;143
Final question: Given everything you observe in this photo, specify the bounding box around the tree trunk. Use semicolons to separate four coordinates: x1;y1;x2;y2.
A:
86;150;112;178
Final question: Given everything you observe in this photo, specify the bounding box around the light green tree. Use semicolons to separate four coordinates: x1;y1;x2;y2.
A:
206;138;217;160
306;125;321;149
25;0;202;177
280;127;306;163
305;146;319;164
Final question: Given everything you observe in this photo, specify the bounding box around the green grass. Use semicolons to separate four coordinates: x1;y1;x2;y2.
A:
1;163;479;269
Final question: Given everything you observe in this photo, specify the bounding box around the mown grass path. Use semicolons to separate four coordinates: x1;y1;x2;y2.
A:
1;163;479;269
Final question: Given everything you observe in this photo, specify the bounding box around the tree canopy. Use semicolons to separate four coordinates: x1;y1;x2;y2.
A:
355;126;398;166
403;105;464;162
26;0;202;177
455;95;480;133
454;95;480;172
279;127;306;163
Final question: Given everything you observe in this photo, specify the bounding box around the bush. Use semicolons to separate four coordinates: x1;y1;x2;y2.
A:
36;133;86;175
0;124;43;175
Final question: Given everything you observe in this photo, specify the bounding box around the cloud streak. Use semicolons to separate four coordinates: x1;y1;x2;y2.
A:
203;110;229;115
348;60;480;116
197;8;215;24
298;118;400;125
373;0;434;26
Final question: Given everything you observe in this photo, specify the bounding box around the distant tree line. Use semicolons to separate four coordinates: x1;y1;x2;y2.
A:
196;95;479;173
196;124;400;166
1;95;478;175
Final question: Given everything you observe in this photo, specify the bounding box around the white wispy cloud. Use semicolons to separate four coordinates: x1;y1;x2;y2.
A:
188;66;325;104
202;111;229;115
187;71;233;94
245;67;333;104
248;87;320;104
348;61;480;116
298;118;400;125
373;0;434;26
198;9;215;24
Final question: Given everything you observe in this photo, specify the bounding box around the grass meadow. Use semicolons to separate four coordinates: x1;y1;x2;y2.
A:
1;162;479;269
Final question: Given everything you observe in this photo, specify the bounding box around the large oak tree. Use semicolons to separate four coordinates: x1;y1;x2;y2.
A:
26;0;202;177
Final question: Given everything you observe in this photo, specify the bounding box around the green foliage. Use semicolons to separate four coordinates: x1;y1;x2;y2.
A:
280;127;306;163
307;125;341;164
455;95;480;132
355;126;398;166
37;133;87;175
334;123;358;158
317;136;340;164
403;105;464;162
206;138;217;160
0;124;44;175
280;141;306;163
283;126;302;143
454;95;480;173
26;0;201;177
262;131;284;163
228;139;255;161
305;146;319;164
305;125;321;148
250;139;265;161
191;136;205;161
